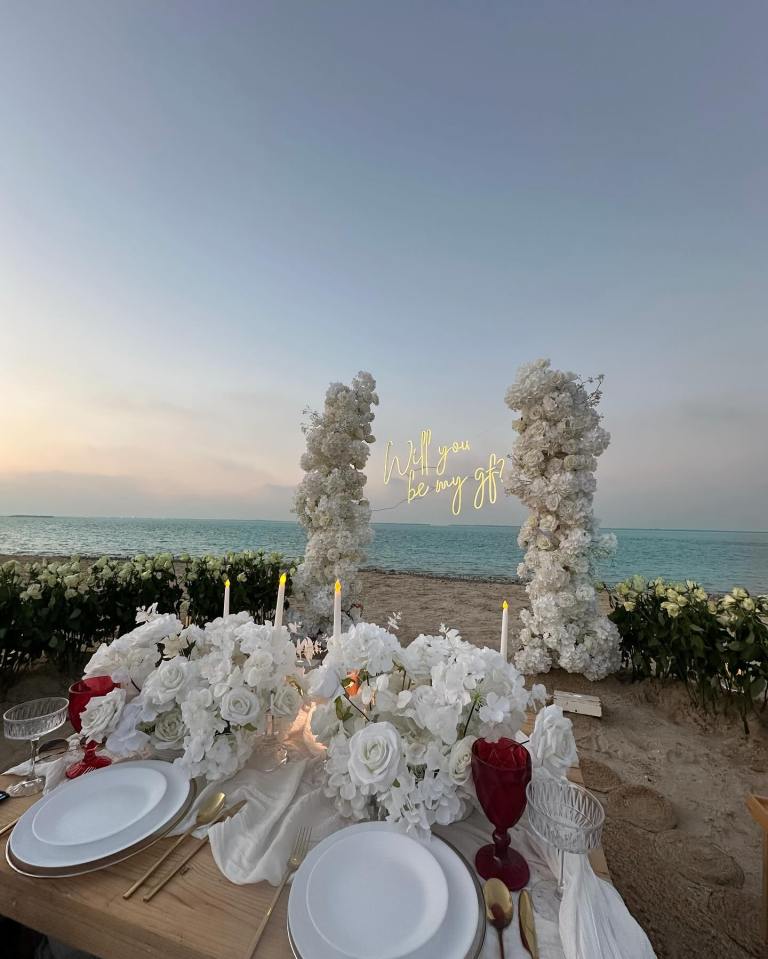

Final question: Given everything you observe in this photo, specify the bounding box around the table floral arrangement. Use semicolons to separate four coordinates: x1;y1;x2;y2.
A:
79;606;306;781
308;621;548;835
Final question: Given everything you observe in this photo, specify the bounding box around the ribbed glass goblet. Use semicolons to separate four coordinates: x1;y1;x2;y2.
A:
526;776;605;920
3;697;69;797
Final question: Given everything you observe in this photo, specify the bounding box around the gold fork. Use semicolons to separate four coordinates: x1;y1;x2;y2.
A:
246;827;312;956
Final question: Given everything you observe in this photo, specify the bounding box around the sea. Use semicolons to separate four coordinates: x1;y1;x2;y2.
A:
0;516;766;594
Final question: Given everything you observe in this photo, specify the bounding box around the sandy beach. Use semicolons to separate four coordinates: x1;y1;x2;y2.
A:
1;567;766;958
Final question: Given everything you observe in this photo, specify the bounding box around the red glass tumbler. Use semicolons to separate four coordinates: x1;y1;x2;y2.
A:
471;737;532;890
66;676;117;778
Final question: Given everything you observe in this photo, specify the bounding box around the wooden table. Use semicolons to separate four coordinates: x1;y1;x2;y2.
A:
0;730;611;959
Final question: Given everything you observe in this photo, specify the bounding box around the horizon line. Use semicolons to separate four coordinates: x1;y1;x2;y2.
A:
2;514;767;536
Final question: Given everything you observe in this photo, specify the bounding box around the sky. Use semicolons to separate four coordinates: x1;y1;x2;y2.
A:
0;1;766;530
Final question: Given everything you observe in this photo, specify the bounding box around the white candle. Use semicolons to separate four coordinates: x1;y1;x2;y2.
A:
223;578;230;617
500;599;509;660
333;579;342;640
274;572;287;628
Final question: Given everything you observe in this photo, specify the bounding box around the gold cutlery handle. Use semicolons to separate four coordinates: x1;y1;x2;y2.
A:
0;816;20;838
142;837;206;902
247;870;291;957
141;801;246;902
123;829;190;899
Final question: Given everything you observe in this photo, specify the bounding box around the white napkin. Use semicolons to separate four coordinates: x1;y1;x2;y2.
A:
169;707;346;886
4;735;83;793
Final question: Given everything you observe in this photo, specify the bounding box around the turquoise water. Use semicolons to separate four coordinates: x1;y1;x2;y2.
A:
0;516;766;593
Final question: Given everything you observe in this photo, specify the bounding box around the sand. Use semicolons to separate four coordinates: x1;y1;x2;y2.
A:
1;567;766;958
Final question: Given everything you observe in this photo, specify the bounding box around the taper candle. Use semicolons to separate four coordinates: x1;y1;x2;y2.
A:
500;599;509;660
223;579;230;617
333;579;342;640
274;572;287;628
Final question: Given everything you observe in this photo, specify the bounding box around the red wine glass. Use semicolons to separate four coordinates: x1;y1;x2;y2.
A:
471;737;532;890
66;676;117;779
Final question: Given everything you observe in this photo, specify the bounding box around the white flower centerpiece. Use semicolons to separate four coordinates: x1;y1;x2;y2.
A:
309;621;546;836
80;607;306;781
505;358;621;681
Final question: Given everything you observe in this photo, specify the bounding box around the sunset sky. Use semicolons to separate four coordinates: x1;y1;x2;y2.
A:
1;2;766;530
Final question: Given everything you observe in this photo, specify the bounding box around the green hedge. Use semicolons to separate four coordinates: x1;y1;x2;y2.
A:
608;576;768;732
0;551;297;687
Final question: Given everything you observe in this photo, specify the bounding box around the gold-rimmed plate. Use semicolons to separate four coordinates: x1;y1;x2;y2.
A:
6;778;198;878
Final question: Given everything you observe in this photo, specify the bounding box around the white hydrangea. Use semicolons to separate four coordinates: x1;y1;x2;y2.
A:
291;371;379;638
505;359;621;681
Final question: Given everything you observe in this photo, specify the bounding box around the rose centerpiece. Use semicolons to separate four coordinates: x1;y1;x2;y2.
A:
309;622;547;836
78;607;306;781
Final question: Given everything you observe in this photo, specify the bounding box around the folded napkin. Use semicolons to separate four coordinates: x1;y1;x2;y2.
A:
4;735;83;793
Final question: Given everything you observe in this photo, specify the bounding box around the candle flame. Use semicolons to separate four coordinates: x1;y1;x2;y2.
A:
502;599;508;610
224;579;230;589
279;572;287;586
335;579;341;593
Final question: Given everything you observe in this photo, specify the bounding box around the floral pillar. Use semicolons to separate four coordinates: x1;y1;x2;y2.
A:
292;371;379;638
505;359;621;680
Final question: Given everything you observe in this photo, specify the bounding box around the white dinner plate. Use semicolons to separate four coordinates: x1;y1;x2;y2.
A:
288;823;484;959
305;831;449;959
32;764;168;846
10;760;191;868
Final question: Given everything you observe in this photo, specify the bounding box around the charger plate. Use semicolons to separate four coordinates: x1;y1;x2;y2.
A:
288;823;485;959
6;776;197;878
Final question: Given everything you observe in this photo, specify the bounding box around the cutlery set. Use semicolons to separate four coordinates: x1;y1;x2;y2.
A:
1;759;540;958
483;879;540;959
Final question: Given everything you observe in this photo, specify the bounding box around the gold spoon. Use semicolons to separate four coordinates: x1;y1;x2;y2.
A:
483;878;514;959
123;791;226;899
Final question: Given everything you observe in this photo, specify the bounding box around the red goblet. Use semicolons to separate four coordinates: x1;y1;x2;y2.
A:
66;676;117;779
471;737;532;891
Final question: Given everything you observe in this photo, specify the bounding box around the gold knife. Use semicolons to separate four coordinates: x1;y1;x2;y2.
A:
141;800;247;902
519;889;540;959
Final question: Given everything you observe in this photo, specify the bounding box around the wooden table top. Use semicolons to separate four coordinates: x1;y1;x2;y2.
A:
0;727;611;959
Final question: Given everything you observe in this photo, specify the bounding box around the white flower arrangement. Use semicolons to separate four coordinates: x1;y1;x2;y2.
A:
309;622;546;836
81;608;306;781
505;359;621;680
292;371;379;638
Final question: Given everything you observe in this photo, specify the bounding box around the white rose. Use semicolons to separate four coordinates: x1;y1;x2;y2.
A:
448;735;476;785
143;657;190;711
528;705;577;777
105;700;150;757
220;687;261;727
153;708;185;750
80;688;126;743
310;702;341;744
308;665;344;701
348;721;402;789
271;683;302;718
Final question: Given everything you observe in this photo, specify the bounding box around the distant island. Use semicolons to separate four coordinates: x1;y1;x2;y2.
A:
7;514;54;518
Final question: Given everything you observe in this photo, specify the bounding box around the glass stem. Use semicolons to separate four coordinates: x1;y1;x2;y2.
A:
29;737;38;780
558;848;565;896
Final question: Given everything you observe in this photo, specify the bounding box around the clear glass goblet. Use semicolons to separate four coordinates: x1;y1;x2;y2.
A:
3;697;69;797
525;776;605;921
251;711;289;773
